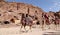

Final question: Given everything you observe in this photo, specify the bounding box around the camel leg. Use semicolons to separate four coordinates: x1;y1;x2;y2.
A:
56;24;59;30
55;25;57;30
20;25;26;32
29;25;32;32
41;25;44;31
20;25;23;31
48;25;50;29
29;26;31;30
27;23;32;32
56;25;58;30
41;20;44;31
24;25;27;32
58;24;59;29
42;20;46;31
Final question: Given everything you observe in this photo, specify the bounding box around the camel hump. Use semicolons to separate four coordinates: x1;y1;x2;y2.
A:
26;17;33;22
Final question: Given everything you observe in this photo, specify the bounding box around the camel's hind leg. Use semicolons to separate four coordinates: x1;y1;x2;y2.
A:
55;25;57;30
29;25;32;32
55;24;59;31
20;25;27;33
28;23;32;32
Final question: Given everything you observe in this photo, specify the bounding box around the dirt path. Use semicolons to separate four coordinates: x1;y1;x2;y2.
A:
0;25;60;35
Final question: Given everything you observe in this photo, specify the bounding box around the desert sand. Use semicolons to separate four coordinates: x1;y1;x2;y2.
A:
0;24;60;35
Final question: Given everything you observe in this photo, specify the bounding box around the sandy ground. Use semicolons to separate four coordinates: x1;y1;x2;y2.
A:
0;24;60;35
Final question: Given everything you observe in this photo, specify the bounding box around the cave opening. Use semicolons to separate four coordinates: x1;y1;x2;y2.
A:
3;21;10;24
36;21;40;25
10;18;15;23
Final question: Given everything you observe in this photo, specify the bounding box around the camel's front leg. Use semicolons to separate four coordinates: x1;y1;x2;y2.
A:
22;25;26;30
20;25;23;32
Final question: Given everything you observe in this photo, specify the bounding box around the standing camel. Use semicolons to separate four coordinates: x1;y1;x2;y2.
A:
54;17;59;30
42;13;51;30
20;14;33;32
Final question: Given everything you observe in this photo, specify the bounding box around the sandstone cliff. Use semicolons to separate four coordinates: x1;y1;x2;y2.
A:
0;1;44;24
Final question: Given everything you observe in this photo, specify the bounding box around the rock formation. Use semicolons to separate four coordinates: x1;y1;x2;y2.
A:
0;1;44;24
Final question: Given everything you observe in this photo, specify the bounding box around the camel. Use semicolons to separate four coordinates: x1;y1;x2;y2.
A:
42;13;51;30
20;14;33;32
54;17;60;30
41;13;45;30
53;13;59;30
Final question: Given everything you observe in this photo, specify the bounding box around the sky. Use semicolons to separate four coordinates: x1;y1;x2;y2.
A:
6;0;60;12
